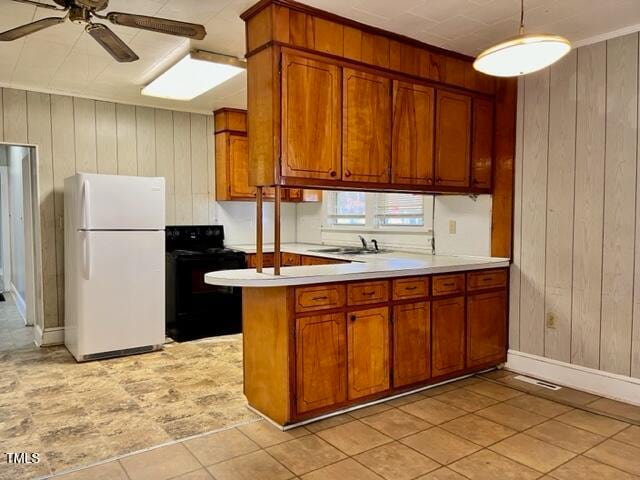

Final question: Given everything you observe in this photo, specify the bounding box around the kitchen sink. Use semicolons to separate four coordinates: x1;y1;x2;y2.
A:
309;247;389;255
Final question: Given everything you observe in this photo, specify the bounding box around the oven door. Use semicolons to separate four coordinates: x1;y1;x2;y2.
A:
172;254;245;339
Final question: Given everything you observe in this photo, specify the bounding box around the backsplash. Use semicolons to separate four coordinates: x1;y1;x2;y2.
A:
296;193;492;256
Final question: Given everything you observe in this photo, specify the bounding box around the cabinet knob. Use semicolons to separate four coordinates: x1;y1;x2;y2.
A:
426;178;433;185
330;170;337;177
345;170;352;178
436;176;442;183
350;314;357;322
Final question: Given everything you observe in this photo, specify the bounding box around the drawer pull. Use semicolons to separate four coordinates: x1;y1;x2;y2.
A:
404;286;417;291
443;282;455;287
362;291;376;296
312;295;329;301
482;277;493;282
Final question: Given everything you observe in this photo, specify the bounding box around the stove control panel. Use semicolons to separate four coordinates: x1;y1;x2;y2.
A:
166;225;225;251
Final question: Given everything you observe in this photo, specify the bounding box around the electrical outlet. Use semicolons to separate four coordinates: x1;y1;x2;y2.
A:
448;220;456;234
546;313;556;329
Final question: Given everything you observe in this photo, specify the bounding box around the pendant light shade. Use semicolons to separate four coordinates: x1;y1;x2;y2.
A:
473;0;571;77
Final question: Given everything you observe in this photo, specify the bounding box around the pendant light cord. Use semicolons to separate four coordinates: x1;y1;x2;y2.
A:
519;0;525;34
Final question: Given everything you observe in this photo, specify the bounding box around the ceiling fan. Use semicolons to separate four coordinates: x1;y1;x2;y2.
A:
0;0;207;63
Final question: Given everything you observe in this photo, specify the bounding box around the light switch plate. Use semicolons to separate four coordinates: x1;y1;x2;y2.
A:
448;220;456;234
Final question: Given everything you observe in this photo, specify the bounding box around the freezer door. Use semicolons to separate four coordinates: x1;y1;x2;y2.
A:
76;230;165;356
75;173;165;230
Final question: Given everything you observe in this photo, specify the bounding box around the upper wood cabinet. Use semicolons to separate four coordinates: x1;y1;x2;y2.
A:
241;1;510;195
295;313;347;414
342;68;391;183
215;108;251;201
434;91;471;188
214;107;321;202
347;306;390;399
393;301;431;387
471;98;494;189
281;52;341;180
392;81;435;186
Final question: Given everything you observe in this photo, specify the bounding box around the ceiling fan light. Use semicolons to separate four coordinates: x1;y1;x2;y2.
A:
473;33;571;77
141;51;245;101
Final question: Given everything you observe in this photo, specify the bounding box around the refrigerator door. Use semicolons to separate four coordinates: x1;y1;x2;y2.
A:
75;230;165;357
75;173;165;230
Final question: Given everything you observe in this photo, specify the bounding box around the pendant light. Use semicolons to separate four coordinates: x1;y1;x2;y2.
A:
473;0;571;77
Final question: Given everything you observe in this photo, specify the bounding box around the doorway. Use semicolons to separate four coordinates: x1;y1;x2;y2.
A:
0;143;41;351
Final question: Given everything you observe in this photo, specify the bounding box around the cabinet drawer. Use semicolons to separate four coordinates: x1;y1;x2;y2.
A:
247;253;274;268
281;252;301;266
392;277;429;301
347;281;389;306
432;274;465;297
467;269;507;291
295;284;346;313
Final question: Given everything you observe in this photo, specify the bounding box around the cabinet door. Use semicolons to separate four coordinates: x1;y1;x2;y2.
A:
347;306;390;399
393;302;431;387
432;296;465;377
296;313;347;414
392;81;435;186
467;290;507;368
281;52;341;180
434;90;471;188
343;68;391;183
471;99;494;189
228;135;255;199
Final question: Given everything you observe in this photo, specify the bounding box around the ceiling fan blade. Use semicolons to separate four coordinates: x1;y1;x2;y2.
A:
106;12;206;40
0;17;65;41
86;23;139;63
8;0;65;10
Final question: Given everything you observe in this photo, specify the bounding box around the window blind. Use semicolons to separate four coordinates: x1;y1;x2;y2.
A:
375;193;424;226
329;191;366;225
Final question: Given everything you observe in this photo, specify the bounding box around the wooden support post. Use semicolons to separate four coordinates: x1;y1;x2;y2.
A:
274;185;281;275
256;186;263;273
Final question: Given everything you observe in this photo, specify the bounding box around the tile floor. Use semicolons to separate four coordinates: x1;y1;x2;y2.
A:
0;335;258;479
0;295;34;351
47;374;640;480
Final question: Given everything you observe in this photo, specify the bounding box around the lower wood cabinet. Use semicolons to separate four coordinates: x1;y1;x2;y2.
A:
242;268;508;425
347;306;390;400
295;313;347;413
431;296;466;377
393;301;431;387
467;290;507;368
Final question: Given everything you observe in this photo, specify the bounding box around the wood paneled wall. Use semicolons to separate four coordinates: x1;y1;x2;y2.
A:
0;88;216;330
511;33;640;378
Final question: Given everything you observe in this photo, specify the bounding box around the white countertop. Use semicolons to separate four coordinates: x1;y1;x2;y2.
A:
205;243;510;287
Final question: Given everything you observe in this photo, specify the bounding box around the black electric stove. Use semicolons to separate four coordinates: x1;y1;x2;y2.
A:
165;225;246;342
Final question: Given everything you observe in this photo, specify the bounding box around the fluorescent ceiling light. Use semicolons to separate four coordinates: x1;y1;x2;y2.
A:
142;50;245;101
473;0;571;77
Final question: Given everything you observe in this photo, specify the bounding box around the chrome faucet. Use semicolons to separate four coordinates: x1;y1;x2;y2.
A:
371;239;379;251
358;235;368;249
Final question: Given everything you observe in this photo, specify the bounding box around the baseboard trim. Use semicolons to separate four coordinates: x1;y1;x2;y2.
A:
10;282;26;323
506;350;640;407
34;325;64;347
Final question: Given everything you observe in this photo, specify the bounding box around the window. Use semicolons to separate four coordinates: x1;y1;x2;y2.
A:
376;193;424;226
326;191;429;230
328;191;366;225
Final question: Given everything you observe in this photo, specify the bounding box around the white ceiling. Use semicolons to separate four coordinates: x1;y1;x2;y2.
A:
1;0;639;114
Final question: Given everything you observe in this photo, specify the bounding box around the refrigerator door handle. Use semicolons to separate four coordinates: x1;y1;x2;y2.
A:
84;231;92;280
81;179;91;229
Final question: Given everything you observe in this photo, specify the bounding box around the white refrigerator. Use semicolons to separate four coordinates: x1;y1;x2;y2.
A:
64;173;165;361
